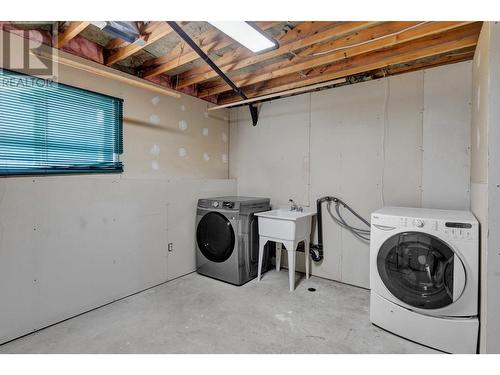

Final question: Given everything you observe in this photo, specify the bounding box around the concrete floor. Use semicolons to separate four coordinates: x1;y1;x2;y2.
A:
0;271;438;354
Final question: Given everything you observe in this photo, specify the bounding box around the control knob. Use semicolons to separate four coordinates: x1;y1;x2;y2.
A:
212;201;219;208
415;219;425;228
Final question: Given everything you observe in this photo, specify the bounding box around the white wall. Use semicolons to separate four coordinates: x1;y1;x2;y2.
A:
471;22;490;353
0;176;235;344
230;61;472;288
471;21;500;354
485;21;500;353
0;32;234;344
422;64;472;209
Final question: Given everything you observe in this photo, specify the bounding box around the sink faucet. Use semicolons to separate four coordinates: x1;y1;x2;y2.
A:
289;199;303;212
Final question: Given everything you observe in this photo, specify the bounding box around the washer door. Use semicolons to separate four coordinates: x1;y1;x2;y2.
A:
196;212;235;263
377;231;466;310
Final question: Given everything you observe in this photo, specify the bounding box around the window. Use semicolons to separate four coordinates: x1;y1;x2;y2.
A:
0;69;123;176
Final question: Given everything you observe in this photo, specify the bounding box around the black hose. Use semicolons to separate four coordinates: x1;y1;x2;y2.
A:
309;196;371;262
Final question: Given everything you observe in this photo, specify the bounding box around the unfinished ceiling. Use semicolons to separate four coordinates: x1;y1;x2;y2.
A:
1;21;482;105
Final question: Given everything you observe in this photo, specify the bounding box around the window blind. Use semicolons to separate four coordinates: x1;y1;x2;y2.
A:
0;69;123;175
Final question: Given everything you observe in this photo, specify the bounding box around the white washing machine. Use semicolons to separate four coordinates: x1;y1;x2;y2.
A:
370;207;479;353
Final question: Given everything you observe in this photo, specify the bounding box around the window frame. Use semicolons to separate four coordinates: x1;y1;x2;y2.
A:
0;68;124;177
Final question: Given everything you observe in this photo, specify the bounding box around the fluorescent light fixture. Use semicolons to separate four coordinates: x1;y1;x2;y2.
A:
208;21;278;53
91;21;143;45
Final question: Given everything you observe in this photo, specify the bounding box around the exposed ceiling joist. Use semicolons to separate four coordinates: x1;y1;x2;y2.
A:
199;21;477;98
217;23;481;104
105;37;128;50
217;47;476;107
371;46;476;77
9;20;481;106
208;77;347;110
32;48;180;98
105;22;174;66
141;21;281;79
176;21;378;89
55;21;90;48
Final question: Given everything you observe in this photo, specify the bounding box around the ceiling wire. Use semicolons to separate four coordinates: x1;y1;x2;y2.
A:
300;22;430;58
174;43;185;90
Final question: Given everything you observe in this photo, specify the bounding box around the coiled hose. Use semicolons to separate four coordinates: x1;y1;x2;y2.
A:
310;196;371;262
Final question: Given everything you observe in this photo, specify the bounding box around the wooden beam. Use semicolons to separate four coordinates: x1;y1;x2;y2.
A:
370;46;476;78
208;78;346;110
32;49;180;98
217;24;481;104
199;21;478;98
216;49;475;106
176;21;379;88
105;37;128;50
141;21;281;79
105;22;173;66
55;21;90;48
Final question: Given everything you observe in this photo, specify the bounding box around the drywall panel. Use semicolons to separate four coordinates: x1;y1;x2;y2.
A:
310;79;385;287
484;21;500;354
422;62;472;210
309;74;423;288
471;25;491;185
230;62;471;289
0;176;236;344
120;88;229;179
471;182;488;351
382;72;424;208
229;94;310;206
471;22;491;353
0;176;166;343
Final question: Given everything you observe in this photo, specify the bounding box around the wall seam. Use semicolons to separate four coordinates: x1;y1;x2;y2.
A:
420;70;425;206
307;92;312;208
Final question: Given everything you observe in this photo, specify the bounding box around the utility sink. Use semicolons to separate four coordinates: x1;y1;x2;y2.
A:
255;209;315;241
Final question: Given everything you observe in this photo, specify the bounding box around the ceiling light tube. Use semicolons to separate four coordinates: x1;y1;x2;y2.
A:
208;21;278;54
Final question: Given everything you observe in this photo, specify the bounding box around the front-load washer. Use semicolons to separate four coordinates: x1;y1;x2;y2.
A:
196;196;271;285
370;207;479;353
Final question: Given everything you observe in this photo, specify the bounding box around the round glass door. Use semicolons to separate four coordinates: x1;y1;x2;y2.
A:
377;232;462;309
196;212;235;263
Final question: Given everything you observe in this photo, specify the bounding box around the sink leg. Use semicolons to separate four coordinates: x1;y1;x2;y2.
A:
286;243;296;291
258;237;267;281
276;242;282;272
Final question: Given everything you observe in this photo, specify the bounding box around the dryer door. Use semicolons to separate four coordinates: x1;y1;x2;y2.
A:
196;211;235;263
377;231;466;310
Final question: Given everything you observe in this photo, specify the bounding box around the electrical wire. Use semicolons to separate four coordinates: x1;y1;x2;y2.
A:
174;43;185;90
304;22;429;58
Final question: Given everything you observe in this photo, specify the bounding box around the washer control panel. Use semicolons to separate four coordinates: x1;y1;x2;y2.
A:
198;199;238;210
399;217;474;240
222;201;235;209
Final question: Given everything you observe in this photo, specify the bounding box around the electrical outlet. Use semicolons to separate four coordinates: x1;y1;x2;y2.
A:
168;242;174;252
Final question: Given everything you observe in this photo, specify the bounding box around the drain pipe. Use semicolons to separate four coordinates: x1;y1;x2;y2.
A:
310;196;336;262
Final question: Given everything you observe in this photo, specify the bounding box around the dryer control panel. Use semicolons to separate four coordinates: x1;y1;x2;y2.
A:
399;217;474;241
